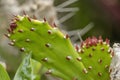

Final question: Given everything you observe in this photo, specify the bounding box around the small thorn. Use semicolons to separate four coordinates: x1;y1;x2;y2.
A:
12;39;16;42
10;22;16;24
101;48;104;51
44;17;47;22
80;42;84;48
14;17;20;21
76;57;82;61
105;38;110;44
98;59;102;63
78;49;84;53
83;68;88;74
45;43;51;47
98;36;103;44
88;66;92;70
66;56;72;60
8;42;14;46
108;48;112;53
109;69;112;73
48;30;52;34
53;22;57;27
111;52;114;57
33;15;37;19
88;53;92;58
75;44;79;52
10;23;17;31
18;29;24;33
78;49;81;53
20;47;25;52
105;65;109;69
46;69;52;74
98;72;102;77
23;10;26;15
64;34;69;39
7;29;11;33
42;58;48;62
30;28;35;31
27;17;31;22
26;39;30;42
4;34;11;38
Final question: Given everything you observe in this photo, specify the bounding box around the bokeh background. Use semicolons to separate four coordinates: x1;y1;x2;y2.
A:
0;0;120;79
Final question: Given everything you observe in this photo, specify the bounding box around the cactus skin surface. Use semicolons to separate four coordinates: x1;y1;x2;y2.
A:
7;15;112;80
7;15;93;80
76;36;112;80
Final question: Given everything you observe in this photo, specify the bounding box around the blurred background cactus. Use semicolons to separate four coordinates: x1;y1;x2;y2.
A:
0;0;120;79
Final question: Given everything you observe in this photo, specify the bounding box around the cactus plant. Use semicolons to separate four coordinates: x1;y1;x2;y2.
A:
6;15;112;80
7;15;89;80
76;36;112;80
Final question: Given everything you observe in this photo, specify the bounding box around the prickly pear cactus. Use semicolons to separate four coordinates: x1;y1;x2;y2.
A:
6;15;112;80
6;15;91;80
75;36;112;80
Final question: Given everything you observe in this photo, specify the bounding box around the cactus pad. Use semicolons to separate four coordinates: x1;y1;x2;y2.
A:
7;15;92;80
76;36;112;80
7;15;112;80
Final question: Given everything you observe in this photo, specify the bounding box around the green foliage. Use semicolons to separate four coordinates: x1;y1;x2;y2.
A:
0;64;10;80
0;53;41;80
13;53;41;80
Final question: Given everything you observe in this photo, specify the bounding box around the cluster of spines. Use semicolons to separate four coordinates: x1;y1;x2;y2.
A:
74;36;112;80
81;36;110;48
75;36;112;53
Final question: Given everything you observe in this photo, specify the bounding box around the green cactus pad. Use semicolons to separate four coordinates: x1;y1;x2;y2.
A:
76;36;112;80
7;15;92;80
